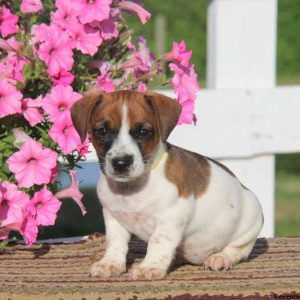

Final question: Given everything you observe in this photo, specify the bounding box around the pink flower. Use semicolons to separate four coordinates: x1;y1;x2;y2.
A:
50;70;75;86
137;82;147;93
0;37;15;51
49;113;81;154
26;188;62;226
169;62;200;125
95;72;115;92
119;0;151;24
68;22;102;55
55;170;86;215
20;214;38;247
21;96;44;126
120;37;154;78
0;182;30;239
52;0;79;29
72;0;112;24
42;85;81;122
99;18;118;40
0;51;29;83
0;6;18;38
161;41;192;66
37;29;74;76
170;62;200;102
5;53;29;83
21;0;43;14
7;138;58;188
177;99;195;125
77;137;90;156
94;10;119;40
0;78;22;118
31;23;52;43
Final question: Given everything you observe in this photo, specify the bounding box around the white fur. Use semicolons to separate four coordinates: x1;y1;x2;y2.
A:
105;103;145;180
90;106;264;280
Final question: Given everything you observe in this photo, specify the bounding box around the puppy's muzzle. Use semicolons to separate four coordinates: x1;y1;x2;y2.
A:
111;155;134;173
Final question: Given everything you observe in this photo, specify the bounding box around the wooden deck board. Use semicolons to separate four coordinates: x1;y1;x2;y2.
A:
0;234;299;299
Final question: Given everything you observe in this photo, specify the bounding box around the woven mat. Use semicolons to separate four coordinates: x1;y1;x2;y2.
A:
0;234;299;300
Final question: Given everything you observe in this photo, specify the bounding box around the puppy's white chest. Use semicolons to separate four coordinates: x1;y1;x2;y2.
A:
111;211;155;241
97;170;179;241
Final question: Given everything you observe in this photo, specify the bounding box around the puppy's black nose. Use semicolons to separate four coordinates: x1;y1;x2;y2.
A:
111;155;133;173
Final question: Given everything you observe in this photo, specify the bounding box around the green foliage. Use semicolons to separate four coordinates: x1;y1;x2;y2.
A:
277;0;300;82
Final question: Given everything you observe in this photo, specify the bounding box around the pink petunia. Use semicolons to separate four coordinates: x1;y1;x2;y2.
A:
137;82;147;93
177;98;195;125
37;28;74;76
49;113;81;154
21;0;43;14
0;37;15;52
0;78;22;118
161;41;192;67
50;70;75;86
31;23;52;44
26;188;62;226
95;10;119;40
7;138;58;188
0;182;30;239
55;170;86;215
170;62;200;102
0;55;28;83
6;53;29;83
120;37;154;78
0;6;18;38
169;62;200;125
42;85;81;122
95;72;115;93
52;0;79;29
77;137;90;156
21;96;44;126
20;214;38;247
68;22;102;55
119;0;151;24
72;0;112;24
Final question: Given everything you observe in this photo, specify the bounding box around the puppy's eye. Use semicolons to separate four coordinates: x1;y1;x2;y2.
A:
139;128;150;138
134;127;152;139
94;126;108;138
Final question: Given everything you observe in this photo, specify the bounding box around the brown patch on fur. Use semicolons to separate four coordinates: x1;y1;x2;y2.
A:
165;144;211;198
71;90;103;142
144;92;182;142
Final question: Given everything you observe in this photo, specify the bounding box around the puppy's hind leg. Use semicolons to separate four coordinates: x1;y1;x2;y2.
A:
204;212;263;271
203;239;256;271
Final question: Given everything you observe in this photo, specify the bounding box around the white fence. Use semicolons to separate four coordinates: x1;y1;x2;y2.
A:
78;0;300;237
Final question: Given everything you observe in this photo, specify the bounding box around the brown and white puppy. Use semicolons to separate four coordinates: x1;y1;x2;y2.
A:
71;90;264;280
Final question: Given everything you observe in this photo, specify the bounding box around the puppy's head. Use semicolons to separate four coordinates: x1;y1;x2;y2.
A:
71;90;181;181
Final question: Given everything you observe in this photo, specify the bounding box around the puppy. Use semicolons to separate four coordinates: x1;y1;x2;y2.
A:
71;90;264;280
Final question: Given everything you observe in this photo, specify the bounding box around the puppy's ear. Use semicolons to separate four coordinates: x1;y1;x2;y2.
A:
71;91;103;143
145;92;182;142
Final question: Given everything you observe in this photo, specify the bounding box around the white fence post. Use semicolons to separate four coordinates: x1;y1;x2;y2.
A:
206;0;278;237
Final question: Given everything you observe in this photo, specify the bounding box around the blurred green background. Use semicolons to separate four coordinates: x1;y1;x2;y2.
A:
38;0;300;240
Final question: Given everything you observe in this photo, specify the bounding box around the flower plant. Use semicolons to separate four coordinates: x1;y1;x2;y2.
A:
0;0;200;247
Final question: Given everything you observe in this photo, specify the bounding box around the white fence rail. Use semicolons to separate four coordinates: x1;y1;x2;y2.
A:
78;0;300;238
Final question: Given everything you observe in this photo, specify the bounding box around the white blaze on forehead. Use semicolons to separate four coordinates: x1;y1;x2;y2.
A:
115;103;133;154
105;103;145;178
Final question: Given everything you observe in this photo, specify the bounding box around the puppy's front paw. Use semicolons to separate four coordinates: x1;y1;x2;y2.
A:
89;260;125;279
130;265;167;281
